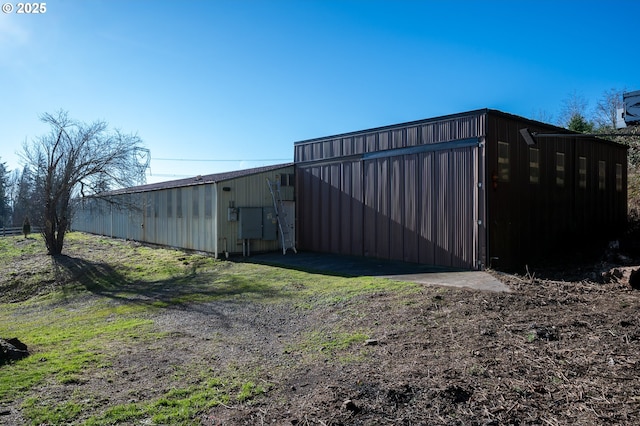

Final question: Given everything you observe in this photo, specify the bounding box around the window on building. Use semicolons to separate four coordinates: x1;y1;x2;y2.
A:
279;173;296;187
598;161;606;190
192;186;199;218
616;163;623;192
167;189;173;218
497;141;509;182
578;156;587;189
205;185;212;218
176;188;183;218
556;152;565;187
529;148;540;184
145;193;152;217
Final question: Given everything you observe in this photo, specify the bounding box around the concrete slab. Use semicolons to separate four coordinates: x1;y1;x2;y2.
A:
245;251;511;293
382;271;511;292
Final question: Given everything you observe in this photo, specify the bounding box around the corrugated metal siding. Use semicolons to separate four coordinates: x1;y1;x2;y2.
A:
294;112;484;163
295;109;629;270
420;146;479;268
485;111;627;269
73;165;295;256
296;144;481;269
402;155;418;262
295;108;626;270
295;111;485;269
73;193;145;242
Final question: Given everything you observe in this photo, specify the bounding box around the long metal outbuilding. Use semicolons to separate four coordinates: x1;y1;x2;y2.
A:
74;109;628;271
72;164;296;257
294;109;628;270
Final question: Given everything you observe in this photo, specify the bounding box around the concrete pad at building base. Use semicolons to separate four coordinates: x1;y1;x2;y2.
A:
246;251;510;293
382;271;510;293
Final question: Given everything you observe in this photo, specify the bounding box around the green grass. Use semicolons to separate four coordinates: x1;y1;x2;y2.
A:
286;329;370;362
81;374;267;425
0;231;419;425
22;397;85;425
0;300;154;402
0;234;42;257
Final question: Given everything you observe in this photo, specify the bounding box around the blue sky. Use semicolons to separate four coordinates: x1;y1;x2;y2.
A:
1;0;638;184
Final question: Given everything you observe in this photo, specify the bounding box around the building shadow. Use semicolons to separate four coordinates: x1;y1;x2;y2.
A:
51;254;284;317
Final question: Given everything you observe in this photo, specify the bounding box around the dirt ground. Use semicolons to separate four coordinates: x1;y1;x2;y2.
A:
203;271;640;425
2;236;640;425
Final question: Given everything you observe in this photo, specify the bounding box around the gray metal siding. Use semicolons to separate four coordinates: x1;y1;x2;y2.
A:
73;165;295;257
73;194;145;242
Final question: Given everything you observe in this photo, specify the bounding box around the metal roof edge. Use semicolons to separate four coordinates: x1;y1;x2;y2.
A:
485;109;570;133
95;162;294;196
485;109;629;149
293;108;490;146
293;108;629;151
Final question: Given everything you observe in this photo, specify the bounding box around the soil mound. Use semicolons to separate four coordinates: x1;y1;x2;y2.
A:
0;338;30;365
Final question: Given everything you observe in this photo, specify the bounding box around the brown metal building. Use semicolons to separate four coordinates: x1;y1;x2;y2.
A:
294;109;627;270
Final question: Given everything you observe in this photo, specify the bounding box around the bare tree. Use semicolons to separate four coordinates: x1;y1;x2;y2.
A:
21;110;144;255
594;88;625;131
558;91;589;128
529;109;555;125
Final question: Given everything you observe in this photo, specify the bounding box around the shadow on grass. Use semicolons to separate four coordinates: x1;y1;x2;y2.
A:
52;254;283;314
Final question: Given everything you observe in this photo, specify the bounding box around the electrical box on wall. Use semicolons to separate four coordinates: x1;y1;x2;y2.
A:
263;207;277;241
238;207;262;239
227;207;238;222
236;207;278;240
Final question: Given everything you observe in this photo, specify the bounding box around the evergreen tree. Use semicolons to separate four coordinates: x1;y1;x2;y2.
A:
22;217;30;238
567;113;595;133
0;160;10;228
11;166;34;227
559;91;590;129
